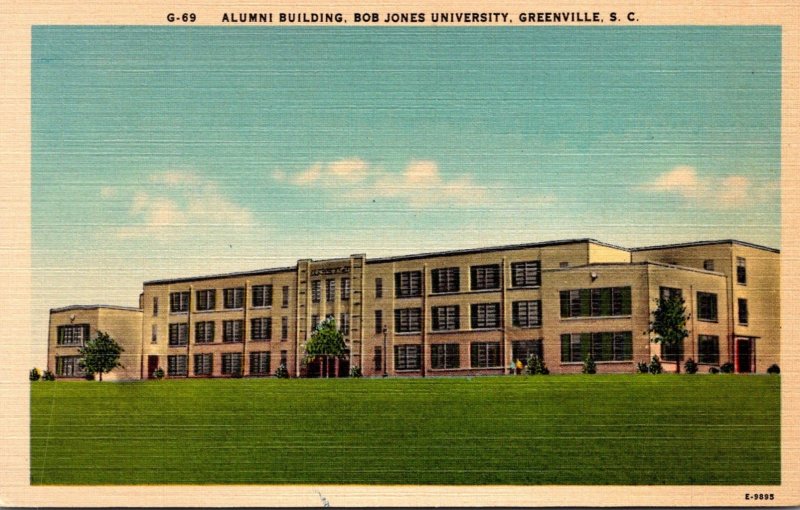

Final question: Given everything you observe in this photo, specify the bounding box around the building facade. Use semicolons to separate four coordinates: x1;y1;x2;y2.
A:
47;238;780;379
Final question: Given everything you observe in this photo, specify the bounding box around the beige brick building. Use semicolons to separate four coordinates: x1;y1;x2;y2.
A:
48;238;779;379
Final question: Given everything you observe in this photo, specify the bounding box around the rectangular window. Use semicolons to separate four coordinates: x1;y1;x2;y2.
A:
659;286;682;301
560;332;632;362
195;289;216;311
341;278;351;301
470;342;501;368
223;320;243;343
512;300;542;328
431;343;460;369
703;259;715;271
738;298;749;325
511;261;541;287
471;264;501;291
394;308;422;333
698;335;720;364
311;280;321;303
340;313;350;335
281;316;289;340
375;310;384;334
223;287;244;309
282;286;289;308
311;314;319;330
151;324;158;344
375;278;383;298
57;324;90;346
170;291;190;313
395;271;422;298
251;317;272;341
512;340;543;365
326;279;336;302
194;321;215;344
153;297;159;316
431;267;460;294
168;323;188;346
471;303;501;329
194;353;213;376
167;355;188;376
374;346;383;371
737;257;747;285
221;352;242;375
661;338;684;363
252;285;273;308
394;344;421;371
697;292;719;322
280;350;288;368
431;305;460;331
249;351;271;375
55;356;83;377
561;333;587;363
559;287;631;318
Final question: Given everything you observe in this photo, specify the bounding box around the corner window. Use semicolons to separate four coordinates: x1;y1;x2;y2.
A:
737;257;747;285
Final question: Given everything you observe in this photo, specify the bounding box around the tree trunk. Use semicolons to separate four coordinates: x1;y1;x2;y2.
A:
99;371;103;381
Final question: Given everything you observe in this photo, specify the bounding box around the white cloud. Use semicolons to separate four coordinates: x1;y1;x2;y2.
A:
99;186;117;198
290;164;322;186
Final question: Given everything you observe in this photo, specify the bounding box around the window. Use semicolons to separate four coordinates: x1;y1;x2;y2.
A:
470;342;501;368
194;353;213;376
340;313;350;335
374;346;383;372
395;271;422;298
311;314;319;330
394;345;421;371
661;338;684;363
151;324;158;344
252;285;273;308
512;300;542;328
375;278;383;298
55;356;83;377
223;288;244;309
432;305;460;331
281;316;288;341
195;289;216;311
168;323;188;346
311;280;321;303
659;287;682;301
250;351;271;375
471;264;501;291
394;308;422;333
251;317;272;341
511;261;541;287
280;351;288;370
341;278;350;301
223;320;243;343
560;332;633;363
698;335;720;364
431;267;460;294
738;298;749;325
170;291;189;313
168;355;188;376
326;279;336;302
737;257;747;285
559;261;569;268
221;353;242;375
697;292;718;322
512;340;543;365
471;303;500;329
195;321;215;344
282;286;289;308
375;310;384;334
153;297;159;316
57;324;89;346
559;287;631;318
703;259;715;271
431;343;460;369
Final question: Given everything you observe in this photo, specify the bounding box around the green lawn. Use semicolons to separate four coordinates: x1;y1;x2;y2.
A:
30;375;780;485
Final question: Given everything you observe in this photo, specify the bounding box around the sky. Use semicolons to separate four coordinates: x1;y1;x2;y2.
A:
31;26;780;357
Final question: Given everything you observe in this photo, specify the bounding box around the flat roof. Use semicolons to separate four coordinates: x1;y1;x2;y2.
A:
550;261;725;277
144;265;295;286
631;239;779;254
50;304;142;313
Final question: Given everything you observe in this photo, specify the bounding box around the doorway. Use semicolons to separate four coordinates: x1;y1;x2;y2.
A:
147;355;159;378
736;338;754;373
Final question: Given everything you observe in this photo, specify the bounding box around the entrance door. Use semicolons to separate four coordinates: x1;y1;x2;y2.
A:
737;339;753;373
147;356;159;379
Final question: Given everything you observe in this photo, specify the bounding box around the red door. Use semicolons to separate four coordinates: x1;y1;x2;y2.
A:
147;356;159;378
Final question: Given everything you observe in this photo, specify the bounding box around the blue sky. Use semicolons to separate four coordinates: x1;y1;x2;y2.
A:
31;26;780;349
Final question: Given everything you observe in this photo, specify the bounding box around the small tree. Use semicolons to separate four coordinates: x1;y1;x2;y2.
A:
684;358;698;374
650;295;689;373
78;331;124;381
649;355;663;374
303;317;347;378
29;368;41;381
275;363;289;379
582;353;597;374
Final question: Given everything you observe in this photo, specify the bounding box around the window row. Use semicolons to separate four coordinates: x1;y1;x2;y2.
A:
393;301;542;333
560;332;633;363
661;335;720;364
56;324;90;346
310;278;351;303
560;287;632;318
167;285;290;313
167;317;290;345
393;342;505;371
659;287;721;324
167;351;288;377
393;261;542;298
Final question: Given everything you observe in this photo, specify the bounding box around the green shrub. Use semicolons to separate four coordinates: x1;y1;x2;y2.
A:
42;370;56;381
29;368;41;381
525;355;550;375
582;354;597;374
648;355;662;374
231;368;243;378
767;364;780;375
152;367;164;380
636;361;649;374
708;366;720;374
684;358;698;374
84;372;95;381
349;365;363;378
275;363;289;379
720;362;735;374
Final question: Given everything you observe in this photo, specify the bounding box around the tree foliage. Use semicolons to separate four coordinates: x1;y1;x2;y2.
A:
650;295;689;373
303;317;347;378
78;331;124;381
